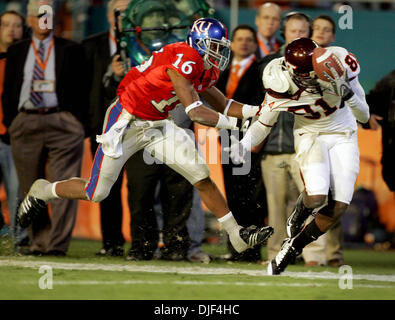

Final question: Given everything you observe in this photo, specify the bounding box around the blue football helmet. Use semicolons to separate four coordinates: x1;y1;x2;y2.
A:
187;18;230;71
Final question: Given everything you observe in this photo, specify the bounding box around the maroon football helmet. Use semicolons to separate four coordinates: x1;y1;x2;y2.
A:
284;38;319;93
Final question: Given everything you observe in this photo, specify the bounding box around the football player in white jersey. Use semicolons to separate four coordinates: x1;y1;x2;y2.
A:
227;37;369;275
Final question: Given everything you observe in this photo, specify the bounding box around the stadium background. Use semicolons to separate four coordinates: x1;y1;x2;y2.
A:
0;1;394;241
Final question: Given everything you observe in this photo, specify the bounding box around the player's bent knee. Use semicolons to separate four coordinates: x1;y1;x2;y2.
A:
188;164;210;187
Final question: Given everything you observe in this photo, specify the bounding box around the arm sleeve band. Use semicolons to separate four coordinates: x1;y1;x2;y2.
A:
185;101;203;114
223;99;234;116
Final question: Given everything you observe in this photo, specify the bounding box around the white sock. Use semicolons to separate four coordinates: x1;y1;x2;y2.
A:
218;212;248;253
41;181;60;202
218;212;239;233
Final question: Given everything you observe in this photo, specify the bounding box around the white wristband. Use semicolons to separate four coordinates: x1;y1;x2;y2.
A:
52;182;60;199
223;99;234;116
185;101;203;114
242;104;260;119
216;113;238;130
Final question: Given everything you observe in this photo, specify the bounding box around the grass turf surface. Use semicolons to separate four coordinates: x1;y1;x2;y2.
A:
1;237;394;300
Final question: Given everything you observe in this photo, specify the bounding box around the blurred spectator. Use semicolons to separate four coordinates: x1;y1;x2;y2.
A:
311;14;335;47
0;9;28;249
2;0;88;256
82;0;130;257
258;12;312;262
254;2;283;60
216;24;267;262
365;69;395;192
306;14;344;267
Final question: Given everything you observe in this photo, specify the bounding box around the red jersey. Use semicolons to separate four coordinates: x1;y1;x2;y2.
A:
117;42;219;120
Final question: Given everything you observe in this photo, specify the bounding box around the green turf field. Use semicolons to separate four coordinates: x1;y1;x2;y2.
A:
1;237;394;300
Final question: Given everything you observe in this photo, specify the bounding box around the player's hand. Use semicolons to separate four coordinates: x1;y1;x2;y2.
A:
224;136;247;164
319;66;354;100
242;104;262;119
112;54;126;77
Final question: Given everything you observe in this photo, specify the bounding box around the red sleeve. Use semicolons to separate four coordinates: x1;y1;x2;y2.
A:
117;68;139;96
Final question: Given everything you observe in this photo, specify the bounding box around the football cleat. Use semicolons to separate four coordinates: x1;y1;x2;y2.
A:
267;238;302;275
240;225;274;248
17;179;50;228
17;196;46;228
286;194;313;238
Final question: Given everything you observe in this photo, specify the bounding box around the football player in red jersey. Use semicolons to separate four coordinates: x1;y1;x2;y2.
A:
17;18;273;253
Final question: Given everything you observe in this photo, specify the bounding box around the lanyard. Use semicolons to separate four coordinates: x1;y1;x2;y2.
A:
109;32;117;46
257;37;279;56
31;38;54;72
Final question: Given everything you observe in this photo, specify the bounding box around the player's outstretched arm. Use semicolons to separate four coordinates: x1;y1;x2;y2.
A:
167;69;237;129
240;107;279;150
225;106;279;164
201;87;261;119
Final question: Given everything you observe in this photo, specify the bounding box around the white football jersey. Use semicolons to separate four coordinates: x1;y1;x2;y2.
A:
260;46;362;133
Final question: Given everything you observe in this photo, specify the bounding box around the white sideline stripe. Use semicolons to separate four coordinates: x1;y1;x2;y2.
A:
22;279;325;288
1;259;395;283
284;271;395;283
21;280;394;288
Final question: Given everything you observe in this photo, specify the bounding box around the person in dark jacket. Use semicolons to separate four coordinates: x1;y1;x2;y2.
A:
2;0;88;256
365;69;395;192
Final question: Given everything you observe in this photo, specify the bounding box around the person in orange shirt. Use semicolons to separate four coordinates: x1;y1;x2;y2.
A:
0;10;27;248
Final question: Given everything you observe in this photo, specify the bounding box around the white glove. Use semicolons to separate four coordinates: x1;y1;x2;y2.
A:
242;104;262;119
319;66;354;101
215;113;238;130
224;135;247;164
